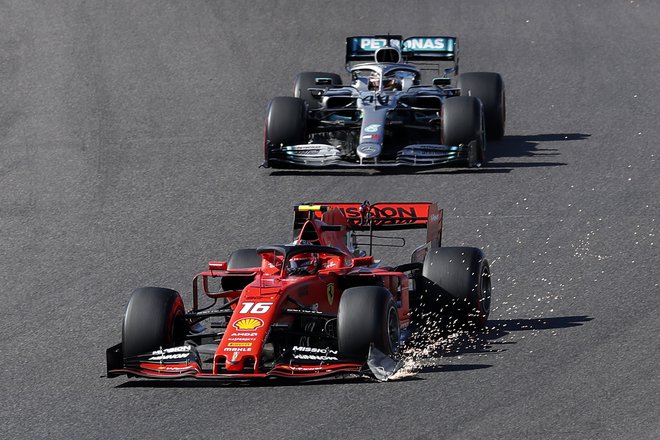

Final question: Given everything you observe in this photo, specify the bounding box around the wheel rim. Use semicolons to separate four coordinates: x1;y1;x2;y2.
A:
479;111;486;165
501;89;506;130
479;264;492;316
386;305;400;354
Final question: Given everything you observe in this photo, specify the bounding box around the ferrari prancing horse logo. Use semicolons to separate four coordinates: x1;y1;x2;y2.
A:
327;284;335;305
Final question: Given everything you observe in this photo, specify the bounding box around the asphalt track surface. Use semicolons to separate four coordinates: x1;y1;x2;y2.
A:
1;1;658;439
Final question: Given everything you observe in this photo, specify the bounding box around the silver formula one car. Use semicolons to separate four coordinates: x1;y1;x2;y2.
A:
263;35;505;169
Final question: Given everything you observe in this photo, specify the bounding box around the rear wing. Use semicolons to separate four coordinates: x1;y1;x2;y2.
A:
294;202;443;247
345;35;403;63
345;35;459;70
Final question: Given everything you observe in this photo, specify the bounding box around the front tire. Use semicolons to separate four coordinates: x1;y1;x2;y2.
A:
122;287;187;359
442;96;486;167
337;286;400;358
264;97;307;168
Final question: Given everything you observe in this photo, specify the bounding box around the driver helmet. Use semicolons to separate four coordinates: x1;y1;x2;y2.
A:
382;73;401;91
369;71;400;91
287;253;319;276
368;71;380;91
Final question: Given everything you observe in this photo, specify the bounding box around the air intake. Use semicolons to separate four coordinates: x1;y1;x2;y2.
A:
375;47;401;63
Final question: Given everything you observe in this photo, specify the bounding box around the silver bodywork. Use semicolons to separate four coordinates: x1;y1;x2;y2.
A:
266;53;482;168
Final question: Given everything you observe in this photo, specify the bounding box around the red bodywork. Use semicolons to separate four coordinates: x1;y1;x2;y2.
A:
108;202;443;380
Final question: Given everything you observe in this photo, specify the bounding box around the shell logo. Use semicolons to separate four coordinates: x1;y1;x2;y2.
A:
233;317;264;331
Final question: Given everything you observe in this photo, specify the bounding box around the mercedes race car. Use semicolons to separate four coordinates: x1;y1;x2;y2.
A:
106;202;492;381
263;35;505;169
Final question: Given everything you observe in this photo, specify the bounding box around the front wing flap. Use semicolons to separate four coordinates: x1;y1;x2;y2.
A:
265;142;473;168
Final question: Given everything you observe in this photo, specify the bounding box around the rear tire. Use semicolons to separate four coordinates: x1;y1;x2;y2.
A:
294;71;342;109
337;286;400;358
420;247;491;329
442;96;486;167
456;72;505;140
264;97;307;168
122;287;187;359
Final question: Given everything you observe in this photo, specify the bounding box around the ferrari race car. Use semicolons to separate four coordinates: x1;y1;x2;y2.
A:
106;202;492;381
263;35;505;169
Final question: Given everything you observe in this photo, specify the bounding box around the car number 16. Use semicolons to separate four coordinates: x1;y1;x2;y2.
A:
239;302;273;314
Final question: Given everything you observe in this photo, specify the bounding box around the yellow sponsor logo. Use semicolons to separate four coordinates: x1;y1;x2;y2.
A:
327;283;335;305
233;317;264;331
228;342;252;347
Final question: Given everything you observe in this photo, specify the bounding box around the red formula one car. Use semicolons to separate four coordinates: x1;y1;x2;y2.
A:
106;202;492;381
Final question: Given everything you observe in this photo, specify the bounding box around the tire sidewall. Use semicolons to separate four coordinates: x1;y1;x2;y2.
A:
456;72;505;140
264;97;307;166
442;96;484;153
337;286;399;358
122;287;185;359
420;247;491;328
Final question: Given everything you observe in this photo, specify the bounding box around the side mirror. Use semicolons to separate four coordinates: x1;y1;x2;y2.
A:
352;256;375;266
208;261;228;271
433;77;451;86
314;77;333;86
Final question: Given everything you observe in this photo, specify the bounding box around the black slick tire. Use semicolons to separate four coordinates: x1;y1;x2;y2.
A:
337;286;400;358
421;247;492;329
442;96;486;167
456;72;505;140
122;287;186;359
264;97;307;168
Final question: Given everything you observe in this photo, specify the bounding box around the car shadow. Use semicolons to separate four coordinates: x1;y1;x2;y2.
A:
487;132;591;161
267;133;590;176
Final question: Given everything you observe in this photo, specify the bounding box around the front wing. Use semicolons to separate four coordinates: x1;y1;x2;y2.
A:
106;343;366;381
264;142;476;168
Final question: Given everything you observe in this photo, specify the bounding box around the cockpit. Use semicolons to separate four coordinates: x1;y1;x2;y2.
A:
351;67;420;93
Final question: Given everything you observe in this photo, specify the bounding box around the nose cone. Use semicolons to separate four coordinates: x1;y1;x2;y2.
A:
357;143;382;159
